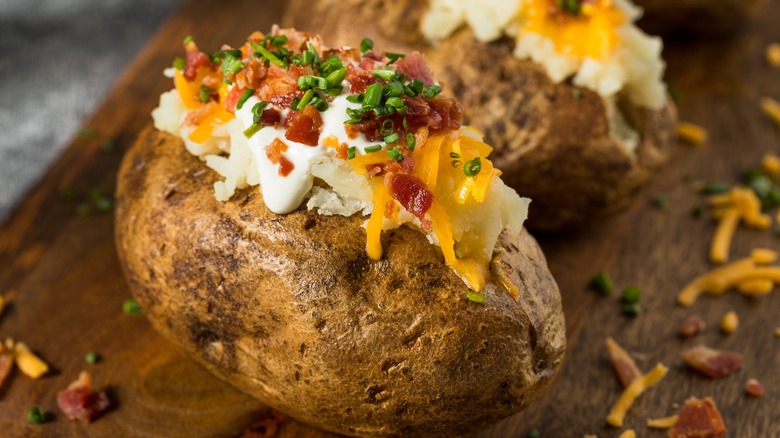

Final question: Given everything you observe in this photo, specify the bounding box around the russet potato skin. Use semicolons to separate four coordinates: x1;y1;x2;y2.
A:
283;0;678;231
115;127;566;437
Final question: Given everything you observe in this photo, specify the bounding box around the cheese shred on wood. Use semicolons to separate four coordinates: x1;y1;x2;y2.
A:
761;97;780;127
607;363;669;427
13;341;49;379
708;187;771;264
676;122;708;146
647;415;679;429
678;248;780;306
617;430;636;438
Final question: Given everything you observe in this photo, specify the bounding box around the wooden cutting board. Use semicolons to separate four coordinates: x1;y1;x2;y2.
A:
1;0;778;436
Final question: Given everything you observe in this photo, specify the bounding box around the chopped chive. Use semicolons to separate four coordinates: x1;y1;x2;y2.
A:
372;68;397;81
79;127;96;140
668;85;682;104
253;44;287;69
451;160;462;168
172;57;186;70
123;298;142;316
699;182;730;195
463;157;482;177
384;133;400;144
94;196;114;212
85;352;100;364
408;79;424;96
298;75;328;90
621;285;641;304
199;85;215;103
243;123;263;139
363;84;383;107
387;146;403;161
651;194;670;212
449;152;461;159
380;119;395;136
296;89;315;111
61;187;78;201
346;94;363;104
527;429;541;438
743;169;780;209
326;67;347;89
385;52;405;63
345;107;365;124
360;37;374;54
27;406;46;425
364;145;382;153
251;101;268;124
384;81;404;97
268;35;288;47
406;133;416;151
622;302;642;317
76;203;91;216
183;35;193;45
422;84;442;99
236;88;255;110
590;271;613;296
385;97;405;109
347;146;357;160
466;291;486;304
101;138;116;152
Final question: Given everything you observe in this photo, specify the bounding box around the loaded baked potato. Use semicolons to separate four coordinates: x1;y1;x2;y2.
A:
635;0;763;36
284;0;678;231
115;28;565;437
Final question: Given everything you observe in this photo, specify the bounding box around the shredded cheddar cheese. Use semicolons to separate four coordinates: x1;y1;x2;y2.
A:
607;363;669;428
13;342;49;379
720;311;739;334
366;180;390;260
761;97;780;127
677;122;708;146
708;187;771;264
647;415;679;429
737;278;774;295
763;153;780;179
617;430;636;438
678;248;779;306
767;43;780;67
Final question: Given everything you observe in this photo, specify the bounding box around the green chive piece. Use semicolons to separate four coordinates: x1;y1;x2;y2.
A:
651;194;670;212
699;182;730;195
347;146;357;160
101;138;116;152
451;160;462;168
85;352;100;364
172;57;186;71
387;147;403;161
364;145;382;153
527;428;541;438
621;285;641;304
296;89;315;111
406;133;416;151
449;152;461;159
199;85;215;103
183;35;193;45
253;44;287;69
372;68;397;82
691;205;704;219
622;302;642;317
243;124;263;139
463;157;482;177
298;75;328;90
123;298;142;316
79;128;96;140
360;37;374;54
60;187;78;201
76;203;91;216
422;85;442;99
94;196;114;212
384;133;400;144
590;271;613;296
363;84;383;107
27;406;46;425
251;101;268;124
743;169;780;210
668;85;682;104
236;89;255;110
408;79;424;96
385;52;406;63
466;291;486;304
385;97;405;109
326;67;347;89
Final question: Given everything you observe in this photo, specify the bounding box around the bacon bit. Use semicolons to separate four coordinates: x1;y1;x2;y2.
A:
668;397;726;438
259;108;282;127
647;415;679;429
394;51;435;87
390;174;434;220
336;142;349;160
241;409;288;438
400;153;415;173
235;57;269;91
677;121;708;146
719;311;739;334
57;371;111;422
0;342;13;390
384;200;399;221
681;345;743;379
184;101;218;126
605;338;642;388
183;42;213;81
257;65;305;108
346;63;382;94
284;105;323;146
225;86;246;113
745;378;765;397
266;139;294;177
678;315;706;338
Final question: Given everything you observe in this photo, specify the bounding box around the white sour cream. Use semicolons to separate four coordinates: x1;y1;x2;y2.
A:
235;91;381;214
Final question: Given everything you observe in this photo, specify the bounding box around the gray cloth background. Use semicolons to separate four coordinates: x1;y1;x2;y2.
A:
0;0;182;222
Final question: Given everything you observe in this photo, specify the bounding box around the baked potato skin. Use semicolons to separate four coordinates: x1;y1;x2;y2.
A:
283;0;678;231
115;127;566;437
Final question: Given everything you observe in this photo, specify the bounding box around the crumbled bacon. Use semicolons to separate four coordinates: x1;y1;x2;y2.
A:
336;142;349;160
385;200;399;220
0;347;12;390
235;57;269;91
390;174;434;220
225;86;246;113
184;102;218;126
259;108;282;127
745;378;765;397
184;42;212;81
679;315;706;338
56;371;111;422
400;153;415;173
605;338;642;388
395;51;434;87
257;65;306;108
681;345;743;379
346;63;382;94
284;105;323;146
668;397;726;438
266;139;295;177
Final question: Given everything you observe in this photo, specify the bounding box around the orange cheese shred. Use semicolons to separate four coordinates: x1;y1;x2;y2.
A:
606;363;669;428
366;179;390;260
647;415;679;429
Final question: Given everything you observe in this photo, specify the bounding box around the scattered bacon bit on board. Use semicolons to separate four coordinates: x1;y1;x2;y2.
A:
56;371;111;422
241;409;288;438
745;378;765;397
678;315;706;338
668;397;726;438
605;337;642;387
681;345;743;379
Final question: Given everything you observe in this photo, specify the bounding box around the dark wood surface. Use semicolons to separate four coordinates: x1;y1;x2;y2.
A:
1;0;779;436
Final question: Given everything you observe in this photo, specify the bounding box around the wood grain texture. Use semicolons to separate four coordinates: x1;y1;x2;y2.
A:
1;0;779;436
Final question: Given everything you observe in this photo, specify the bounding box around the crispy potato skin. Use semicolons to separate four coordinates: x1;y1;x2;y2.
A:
283;0;678;231
115;127;566;437
635;0;763;35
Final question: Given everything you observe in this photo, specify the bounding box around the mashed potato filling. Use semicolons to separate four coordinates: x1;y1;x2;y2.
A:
152;31;530;292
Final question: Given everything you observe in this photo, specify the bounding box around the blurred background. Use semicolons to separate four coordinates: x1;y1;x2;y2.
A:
0;0;182;221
